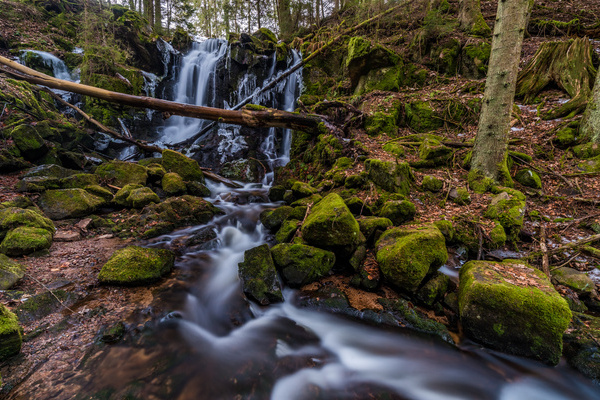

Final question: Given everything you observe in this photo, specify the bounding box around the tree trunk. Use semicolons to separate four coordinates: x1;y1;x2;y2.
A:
580;66;600;144
458;0;491;36
154;0;162;32
277;0;294;40
470;0;532;188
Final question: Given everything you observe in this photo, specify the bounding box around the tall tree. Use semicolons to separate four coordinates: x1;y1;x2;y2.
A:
154;0;162;32
277;0;294;39
469;0;533;189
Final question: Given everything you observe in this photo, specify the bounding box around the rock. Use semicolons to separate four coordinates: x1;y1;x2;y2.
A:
0;150;30;173
376;225;448;292
38;188;106;220
129;187;161;209
0;254;26;289
15;289;78;322
433;220;454;242
60;173;99;189
344;196;371;216
290;194;322;207
186;181;211;197
459;259;572;365
515;169;542;189
300;193;363;250
113;183;143;207
0;303;22;360
271;243;335;286
53;230;81;242
357;216;392;245
449;187;471;205
75;218;93;231
268;185;286;202
378;200;416;225
489;223;506;248
418;137;452;165
238;244;283;305
344;173;367;190
98;246;175;286
422;175;443;192
260;206;294;231
10;124;48;160
275;219;299;243
552;267;596;297
563;312;600;381
0;196;34;210
405;101;443;133
291;181;317;199
101;321;126;344
0;207;55;239
161;149;204;182
364;159;413;195
84;185;114;201
460;42;491;79
16;176;61;192
146;163;166;182
22;164;76;179
416;272;450;306
484;190;526;241
0;226;53;256
95;160;148;186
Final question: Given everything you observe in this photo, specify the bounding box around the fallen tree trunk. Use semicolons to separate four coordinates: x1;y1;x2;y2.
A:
0;55;325;135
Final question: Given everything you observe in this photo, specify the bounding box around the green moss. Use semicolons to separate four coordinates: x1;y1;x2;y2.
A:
470;14;492;37
0;303;22;360
271;243;335;287
98;246;175;286
346;37;372;68
433;220;454;242
484;192;526;241
382;142;405;158
85;185;114;201
422;175;443;192
60;173;99;189
260;206;294;231
573;142;600;159
113;183;143;207
365;159;414;195
275;219;300;243
378;298;453;342
461;42;491;78
468;168;494;193
38;188;106;220
0;226;53;256
552;267;596;296
127;187;160;209
365;111;398;136
0;207;54;240
405;101;443;132
451;187;471;205
490;222;507;248
10;124;48;160
416;272;449;306
162;172;187;196
378;200;416;225
238;244;283;305
0;254;26;290
95;160;148;186
515;169;542;189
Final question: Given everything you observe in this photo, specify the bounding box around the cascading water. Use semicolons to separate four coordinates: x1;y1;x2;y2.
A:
19;49;73;81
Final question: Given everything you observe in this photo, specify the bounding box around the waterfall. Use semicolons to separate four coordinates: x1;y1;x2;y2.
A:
19;49;73;81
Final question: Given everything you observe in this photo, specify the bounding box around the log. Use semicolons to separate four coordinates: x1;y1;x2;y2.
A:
0;55;325;135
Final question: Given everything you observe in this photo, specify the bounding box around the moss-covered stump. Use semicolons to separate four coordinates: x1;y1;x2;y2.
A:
552;267;596;297
161;149;204;182
377;200;416;225
484;191;526;241
365;159;414;195
271;243;335;287
38;188;106;220
564;313;600;381
238;244;283;305
357;216;393;246
98;246;175;286
0;226;53;256
300;193;363;251
10;124;48;161
376;225;447;292
514;169;542;189
0;303;22;360
459;260;572;365
95;160;147;187
0;254;26;289
0;207;55;240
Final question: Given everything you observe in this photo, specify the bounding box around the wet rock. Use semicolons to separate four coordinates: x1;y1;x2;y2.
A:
357;216;392;246
364;159;413;195
0;303;22;360
422;175;443;192
186;181;211;197
161;149;204;182
459;259;571;365
162;172;187;196
375;224;447;292
16;289;78;322
0;226;53;256
0;254;26;289
101;321;126;344
10;124;48;160
514;169;542;189
94;160;148;186
268;185;286;202
98;246;175;286
416;272;450;306
260;206;294;231
552;267;596;297
38;188;106;220
564;312;600;381
271;243;335;287
22;164;77;179
238;244;283;305
377;200;416;225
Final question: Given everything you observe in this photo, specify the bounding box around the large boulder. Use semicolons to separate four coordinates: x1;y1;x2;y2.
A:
162;172;187;195
375;225;448;292
271;243;335;287
10;124;48;160
0;226;53;256
377;200;416;225
459;260;572;365
38;188;106;219
16;164;76;192
161;149;204;182
94;160;148;186
0;207;54;240
0;303;22;360
98;246;175;286
0;254;26;289
364;159;413;195
238;244;283;305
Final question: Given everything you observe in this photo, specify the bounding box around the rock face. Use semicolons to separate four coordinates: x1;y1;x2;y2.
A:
0;303;22;360
375;225;447;292
98;246;175;286
0;254;26;289
238;244;283;305
38;188;106;219
459;260;572;365
271;243;335;286
161;149;204;182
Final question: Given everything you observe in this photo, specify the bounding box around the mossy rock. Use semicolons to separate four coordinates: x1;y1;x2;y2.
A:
291;181;317;199
364;159;413;195
0;207;54;240
220;159;260;182
344;197;371;216
128;187;160;209
84;185;114;201
186;181;211;197
357;216;393;246
253;27;277;43
416;272;450;306
38;188;106;220
260;206;294;231
10;124;48;161
460;42;491;79
364;111;399;136
238;244;283;305
0;196;34;210
484;191;526;241
146;163;166;182
95;160;148;187
355;66;402;95
300;193;363;250
22;164;77;179
573;142;600;159
405;101;443;133
162;172;187;196
268;185;286;202
271;243;335;287
113;183;143;207
418;138;452;165
0;303;22;360
459;259;572;365
0;226;53;256
16;175;62;192
382;142;405;158
15;289;76;322
0;150;30;173
346;37;400;90
553;125;579;148
376;225;448;292
275;219;300;243
290;194;322;207
98;246;175;286
161;149;204;182
422;175;443;192
377;200;416;225
433;220;454;242
0;254;26;289
563;313;600;381
449;187;471;205
514;169;542;189
490;222;507;248
552;267;596;297
60;173;99;189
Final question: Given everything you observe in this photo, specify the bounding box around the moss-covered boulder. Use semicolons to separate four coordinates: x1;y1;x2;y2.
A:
300;193;363;250
377;200;416;225
0;226;53;256
564;313;600;381
162;172;187;196
291;181;317;199
161;149;204;182
364;159;414;195
10;124;48;160
405;101;443;133
85;185;114;201
449;187;471;205
128;187;160;209
514;169;542;189
113;183;142;207
260;206;294;231
552;267;596;297
0;207;54;240
38;188;106;220
484;191;526;241
346;36;400;90
460;42;491;79
0;254;26;289
0;303;22;360
186;181;211;197
422;175;443;192
238;244;283;305
60;173;99;189
418;137;452;165
416;272;450;307
375;225;448;292
275;219;299;243
98;246;175;286
95;160;148;186
271;243;335;287
357;216;393;245
459;259;572;365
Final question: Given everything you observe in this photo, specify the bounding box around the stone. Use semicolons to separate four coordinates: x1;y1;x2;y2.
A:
0;254;26;289
53;230;81;242
0;303;22;360
459;259;572;365
364;159;413;195
94;160;148;186
260;206;294;231
60;173;99;189
563;312;600;381
0;226;53;256
268;185;286;202
0;207;55;239
515;169;542;189
275;219;299;243
16;176;61;192
271;243;335;287
378;200;416;225
449;187;471;205
161;149;204;182
84;185;114;201
238;244;283;305
186;181;211;197
422;175;443;192
416;272;450;306
376;225;448;292
484;190;526;241
405;101;443;133
113;184;143;207
344;196;372;216
418;138;452;164
98;246;175;286
552;267;596;297
291;181;318;199
357;216;393;245
10;124;48;160
38;188;106;220
128;187;160;209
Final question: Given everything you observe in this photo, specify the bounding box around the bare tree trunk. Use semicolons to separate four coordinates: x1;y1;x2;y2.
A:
469;0;533;189
154;0;162;32
458;0;491;36
581;66;600;144
277;0;294;39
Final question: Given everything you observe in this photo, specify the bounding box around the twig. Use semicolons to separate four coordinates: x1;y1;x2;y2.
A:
24;272;76;314
539;225;550;276
477;225;483;261
550;252;581;271
290;203;313;242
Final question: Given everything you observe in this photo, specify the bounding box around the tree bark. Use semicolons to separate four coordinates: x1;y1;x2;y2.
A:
579;57;600;144
154;0;162;32
470;0;532;186
277;0;294;40
0;56;325;135
458;0;491;36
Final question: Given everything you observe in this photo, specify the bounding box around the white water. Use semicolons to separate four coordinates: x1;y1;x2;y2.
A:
19;49;73;81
